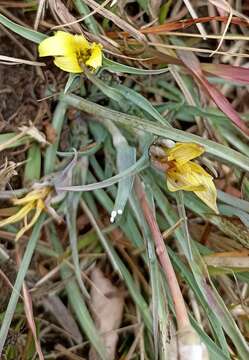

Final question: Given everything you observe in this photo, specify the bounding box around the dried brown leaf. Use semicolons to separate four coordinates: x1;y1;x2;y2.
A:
89;267;124;360
19;124;48;145
0;160;18;191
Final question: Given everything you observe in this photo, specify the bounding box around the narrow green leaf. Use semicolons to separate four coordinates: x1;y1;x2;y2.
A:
44;101;68;175
114;84;169;126
148;174;249;359
24;143;41;185
65;193;89;298
73;0;99;35
0;14;46;43
62;94;249;172
57;152;148;191
0;133;29;149
103;57;169;75
64;73;80;94
86;172;152;330
49;224;109;360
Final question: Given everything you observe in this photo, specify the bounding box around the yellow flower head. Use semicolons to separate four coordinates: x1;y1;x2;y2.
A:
163;142;218;213
38;31;103;73
0;187;51;241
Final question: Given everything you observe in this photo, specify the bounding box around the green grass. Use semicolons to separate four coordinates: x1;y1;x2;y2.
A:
1;3;249;359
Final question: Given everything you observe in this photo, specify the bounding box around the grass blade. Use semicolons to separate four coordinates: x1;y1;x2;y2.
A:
62;94;249;172
0;14;46;43
0;214;46;356
49;224;109;360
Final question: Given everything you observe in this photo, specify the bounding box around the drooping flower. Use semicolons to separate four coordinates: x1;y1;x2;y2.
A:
0;187;51;241
151;141;218;213
38;31;102;73
166;142;218;213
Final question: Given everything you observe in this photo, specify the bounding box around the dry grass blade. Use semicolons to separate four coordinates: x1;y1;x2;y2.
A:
182;0;207;39
43;295;83;343
82;0;147;43
0;54;45;66
147;42;249;58
106;16;249;38
204;251;249;269
49;0;82;33
54;344;87;359
52;0;111;31
22;282;44;360
34;0;46;30
208;0;249;22
210;7;233;56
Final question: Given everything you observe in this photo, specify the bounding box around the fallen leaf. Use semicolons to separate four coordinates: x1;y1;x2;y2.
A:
89;267;124;360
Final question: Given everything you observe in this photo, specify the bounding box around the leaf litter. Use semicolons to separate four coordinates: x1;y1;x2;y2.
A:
89;267;124;360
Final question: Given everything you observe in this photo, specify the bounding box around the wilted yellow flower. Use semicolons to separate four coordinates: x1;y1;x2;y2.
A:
150;141;218;213
38;31;102;73
0;187;51;241
165;142;218;213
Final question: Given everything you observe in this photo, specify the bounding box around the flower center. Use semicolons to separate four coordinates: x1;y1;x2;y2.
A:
77;48;92;68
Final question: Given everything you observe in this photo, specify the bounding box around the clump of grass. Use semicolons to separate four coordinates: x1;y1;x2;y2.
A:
0;1;249;359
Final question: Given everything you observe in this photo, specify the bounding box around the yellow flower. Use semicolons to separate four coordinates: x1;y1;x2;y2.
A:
38;31;103;73
164;142;218;213
0;187;51;241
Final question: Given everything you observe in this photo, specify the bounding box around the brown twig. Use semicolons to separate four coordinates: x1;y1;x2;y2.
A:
135;178;190;330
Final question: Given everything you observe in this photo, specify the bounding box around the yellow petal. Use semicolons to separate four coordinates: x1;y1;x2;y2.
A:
13;187;50;205
193;176;218;213
73;34;90;52
0;202;35;228
165;143;204;166
167;163;205;192
38;31;76;57
16;199;45;241
167;162;218;213
54;55;82;73
85;43;103;70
